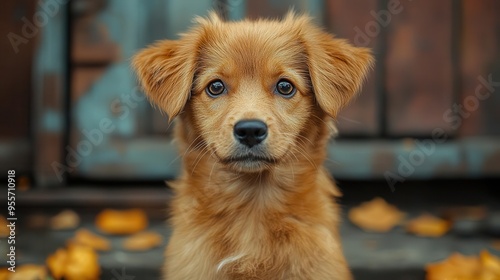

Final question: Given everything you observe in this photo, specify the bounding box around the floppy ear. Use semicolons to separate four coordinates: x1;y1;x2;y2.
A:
132;39;197;122
304;32;374;118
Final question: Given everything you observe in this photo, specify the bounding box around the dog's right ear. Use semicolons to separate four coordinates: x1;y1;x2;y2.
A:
132;39;197;122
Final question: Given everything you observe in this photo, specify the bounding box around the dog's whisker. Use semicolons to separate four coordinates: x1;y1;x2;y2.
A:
291;144;317;169
167;134;205;167
279;132;315;151
279;133;318;168
183;134;203;153
338;116;362;124
286;132;316;147
324;157;341;165
207;150;218;186
311;114;336;129
190;145;211;176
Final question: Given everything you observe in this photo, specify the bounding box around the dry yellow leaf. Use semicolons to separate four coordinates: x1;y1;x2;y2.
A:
46;244;100;280
0;216;9;238
69;228;111;251
406;214;451;237
426;250;500;280
96;208;148;235
480;250;500;277
123;231;163;251
348;197;405;232
0;268;10;280
50;210;80;230
426;253;481;280
64;244;100;280
46;248;67;280
10;264;47;280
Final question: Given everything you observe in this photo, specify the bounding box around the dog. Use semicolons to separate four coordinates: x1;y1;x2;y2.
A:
133;11;373;280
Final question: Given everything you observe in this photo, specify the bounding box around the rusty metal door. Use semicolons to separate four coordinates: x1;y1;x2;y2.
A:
33;0;500;185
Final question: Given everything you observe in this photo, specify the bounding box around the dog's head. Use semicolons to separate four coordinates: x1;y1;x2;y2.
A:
133;12;373;173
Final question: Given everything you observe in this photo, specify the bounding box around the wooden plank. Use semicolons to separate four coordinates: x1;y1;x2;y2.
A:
246;0;294;19
385;0;454;136
246;0;322;19
0;0;36;139
459;0;500;136
71;67;106;101
33;3;69;186
0;140;31;174
72;0;107;16
325;0;379;136
72;15;121;65
34;74;66;186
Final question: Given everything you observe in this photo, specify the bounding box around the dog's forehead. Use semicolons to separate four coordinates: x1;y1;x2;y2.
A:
198;21;306;73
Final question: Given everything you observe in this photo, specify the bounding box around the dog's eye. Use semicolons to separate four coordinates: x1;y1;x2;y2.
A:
275;80;296;97
206;80;226;97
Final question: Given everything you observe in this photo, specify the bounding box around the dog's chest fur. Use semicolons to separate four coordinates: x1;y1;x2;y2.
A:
164;167;350;280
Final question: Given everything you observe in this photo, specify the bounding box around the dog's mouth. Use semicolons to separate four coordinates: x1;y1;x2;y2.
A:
210;146;279;171
221;154;277;164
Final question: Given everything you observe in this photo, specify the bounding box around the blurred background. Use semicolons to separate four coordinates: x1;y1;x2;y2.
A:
1;0;499;279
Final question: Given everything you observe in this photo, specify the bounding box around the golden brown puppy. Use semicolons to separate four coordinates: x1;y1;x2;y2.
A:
133;12;373;280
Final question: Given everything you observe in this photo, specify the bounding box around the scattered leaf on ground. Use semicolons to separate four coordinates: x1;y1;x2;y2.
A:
47;244;100;280
0;216;9;238
95;208;148;235
50;210;80;230
348;197;405;232
9;264;47;280
406;213;451;237
68;229;111;251
426;250;500;280
123;231;163;251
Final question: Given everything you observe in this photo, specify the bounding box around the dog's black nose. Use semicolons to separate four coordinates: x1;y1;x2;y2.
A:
234;120;268;148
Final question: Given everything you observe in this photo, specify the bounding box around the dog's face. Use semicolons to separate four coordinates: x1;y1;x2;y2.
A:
133;13;373;173
188;21;314;172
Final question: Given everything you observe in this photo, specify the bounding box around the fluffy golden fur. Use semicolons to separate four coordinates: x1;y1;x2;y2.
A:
133;12;373;280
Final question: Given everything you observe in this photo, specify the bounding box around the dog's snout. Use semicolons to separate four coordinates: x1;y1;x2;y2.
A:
234;120;268;148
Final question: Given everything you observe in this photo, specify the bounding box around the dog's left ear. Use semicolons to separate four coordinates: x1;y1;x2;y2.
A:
305;32;374;118
132;39;197;122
